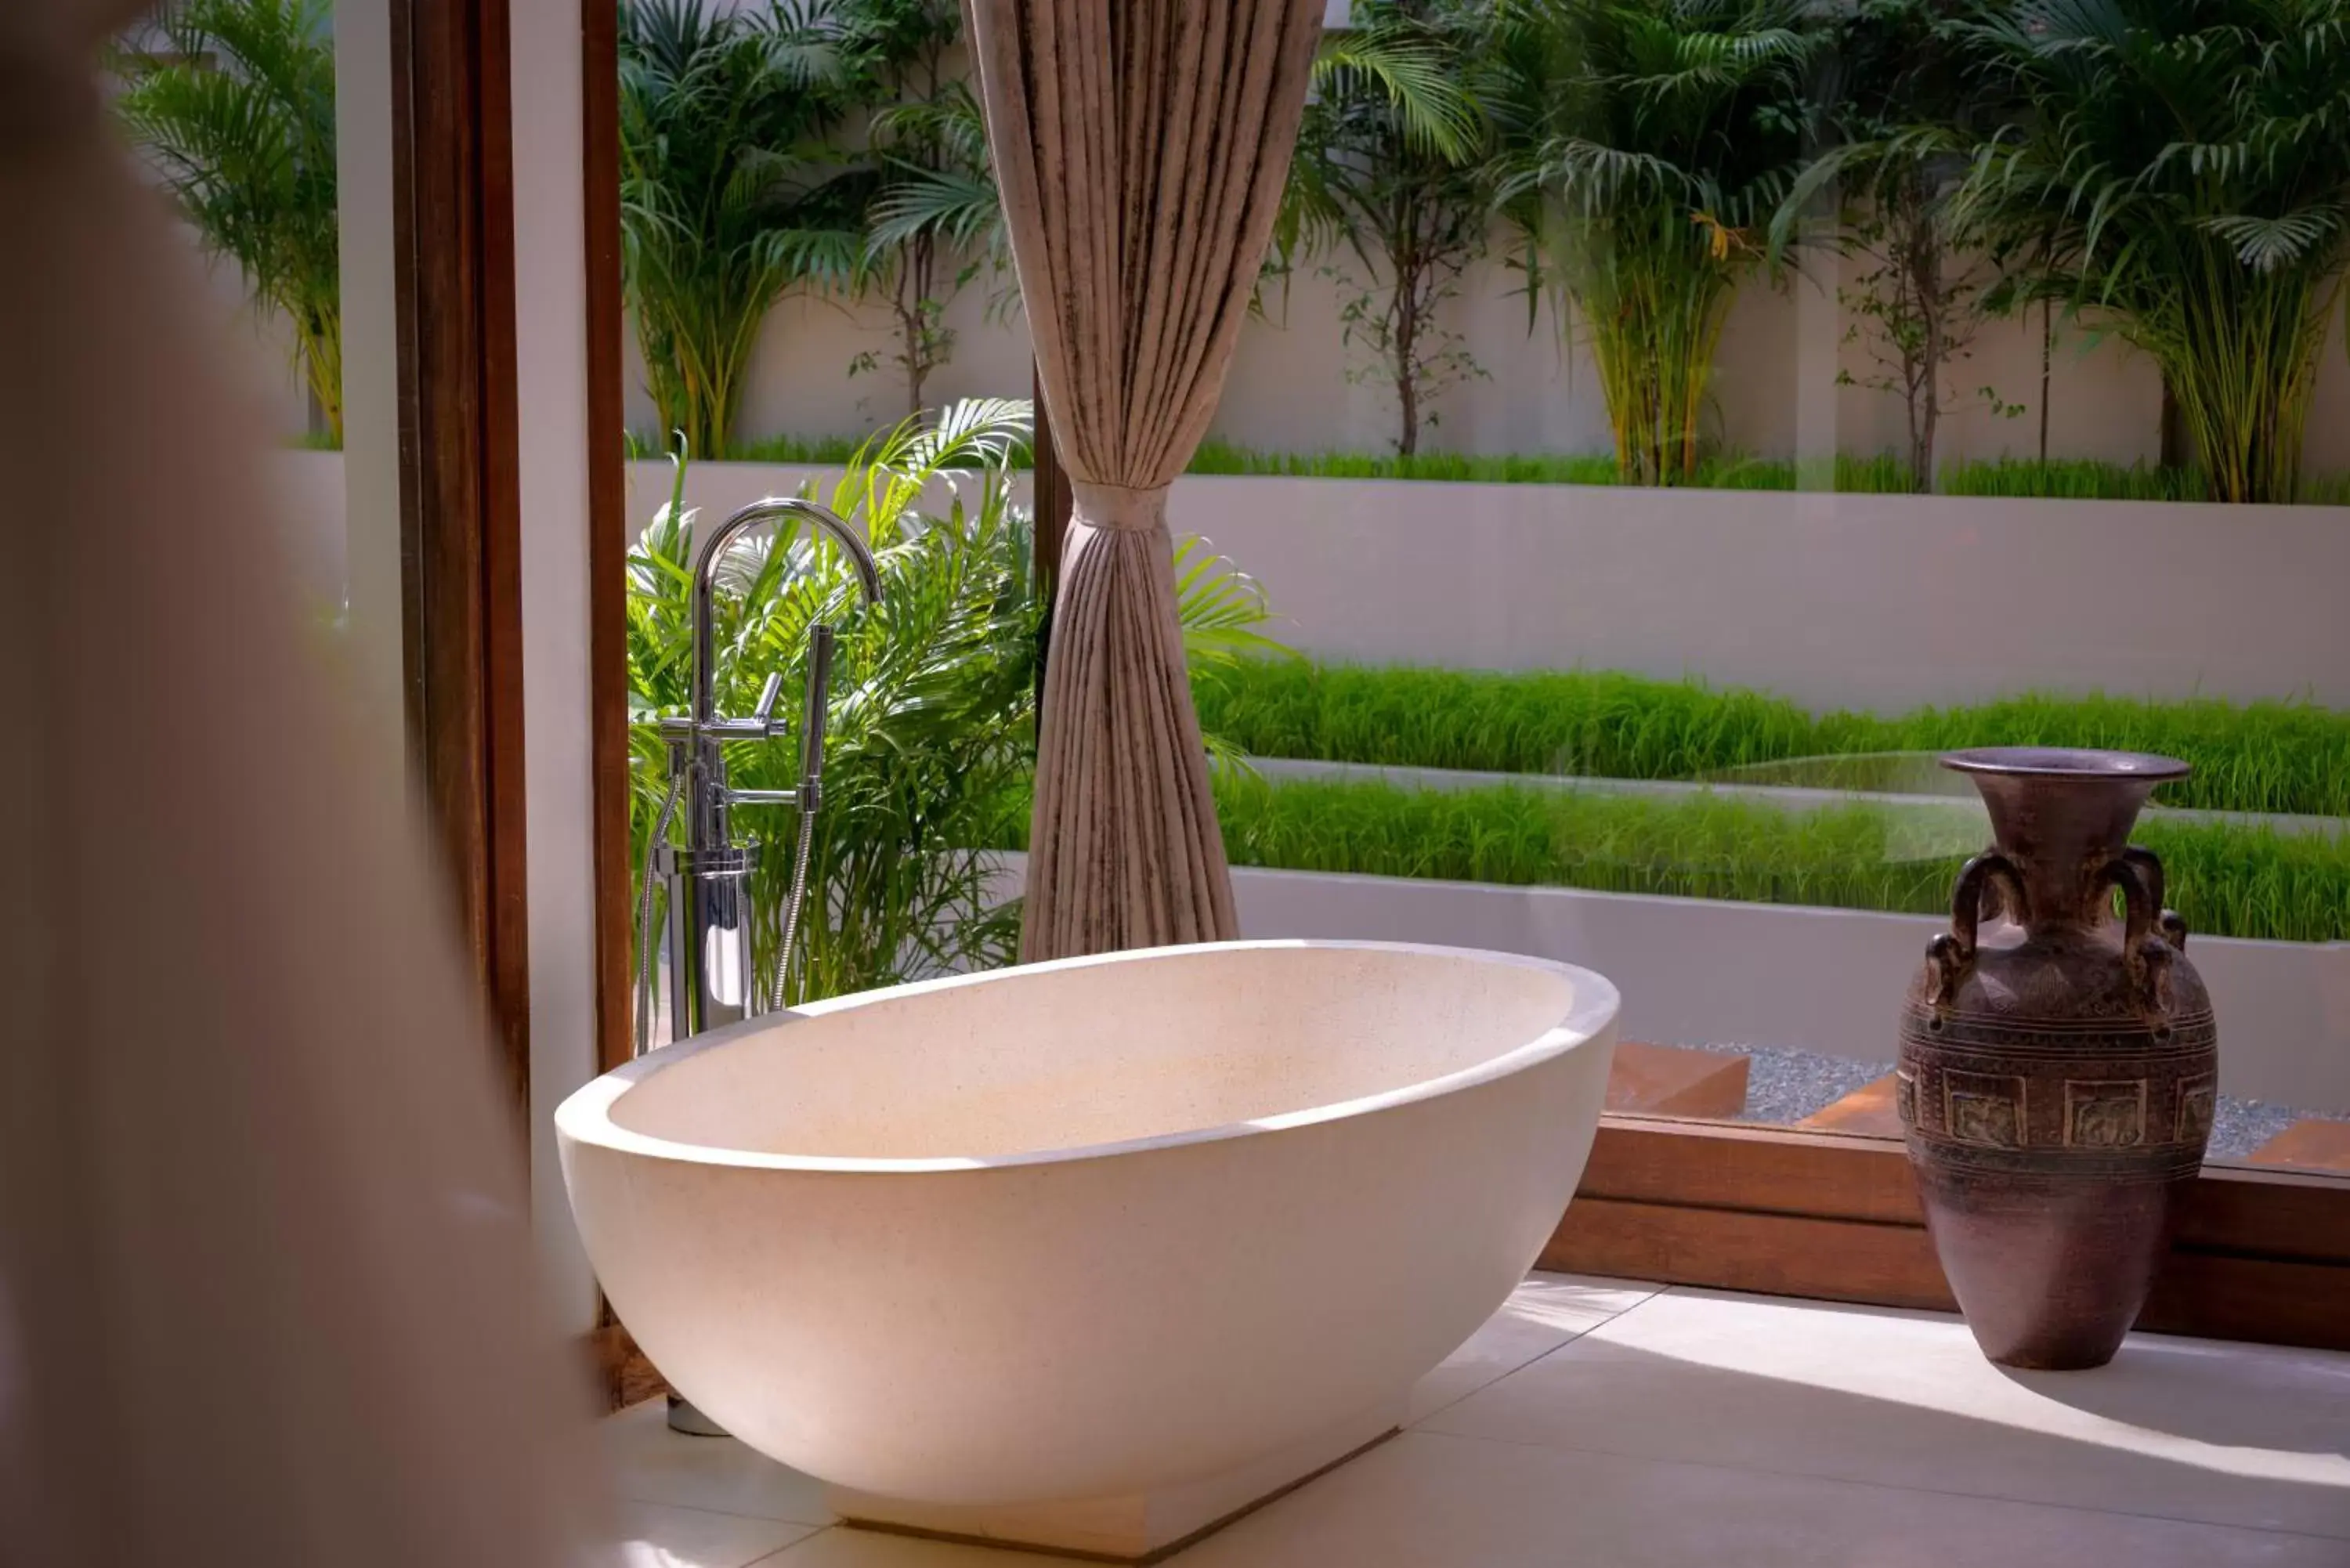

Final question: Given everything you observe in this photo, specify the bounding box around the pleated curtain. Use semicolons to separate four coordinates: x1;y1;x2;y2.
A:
966;0;1324;960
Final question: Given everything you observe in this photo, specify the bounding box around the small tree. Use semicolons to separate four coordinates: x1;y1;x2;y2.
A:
1946;0;2350;504
837;0;1003;417
114;0;342;444
1784;0;2012;490
1494;0;1824;485
1282;2;1495;457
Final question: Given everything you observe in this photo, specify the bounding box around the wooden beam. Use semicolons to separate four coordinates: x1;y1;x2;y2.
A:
585;1321;669;1413
584;0;633;1078
390;0;530;1120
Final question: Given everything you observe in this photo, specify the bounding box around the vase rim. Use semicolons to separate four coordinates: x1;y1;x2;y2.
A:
1940;746;2192;782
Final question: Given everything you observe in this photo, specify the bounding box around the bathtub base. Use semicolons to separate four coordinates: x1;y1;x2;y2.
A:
829;1393;1409;1562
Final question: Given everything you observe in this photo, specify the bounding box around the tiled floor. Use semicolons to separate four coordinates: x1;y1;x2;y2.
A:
602;1275;2350;1567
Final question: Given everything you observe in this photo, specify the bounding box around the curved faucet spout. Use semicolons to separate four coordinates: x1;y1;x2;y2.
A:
692;497;883;725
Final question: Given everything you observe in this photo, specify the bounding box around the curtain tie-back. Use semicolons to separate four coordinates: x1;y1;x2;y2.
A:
1068;479;1171;534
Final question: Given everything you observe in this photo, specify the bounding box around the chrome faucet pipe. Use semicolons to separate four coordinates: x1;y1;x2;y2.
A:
690;498;881;727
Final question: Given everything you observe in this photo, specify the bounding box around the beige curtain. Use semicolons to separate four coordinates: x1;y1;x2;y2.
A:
968;0;1323;960
1;8;601;1565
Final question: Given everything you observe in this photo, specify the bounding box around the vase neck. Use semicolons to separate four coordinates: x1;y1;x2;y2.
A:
1972;772;2157;929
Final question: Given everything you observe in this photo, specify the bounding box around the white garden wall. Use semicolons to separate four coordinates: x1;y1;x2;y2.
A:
271;450;2347;712
599;242;2350;477
608;459;2350;713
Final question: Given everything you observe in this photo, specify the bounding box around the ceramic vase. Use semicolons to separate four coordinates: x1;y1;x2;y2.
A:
1896;747;2217;1370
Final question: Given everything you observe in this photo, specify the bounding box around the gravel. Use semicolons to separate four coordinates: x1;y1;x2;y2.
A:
1687;1040;1890;1126
1681;1040;2345;1160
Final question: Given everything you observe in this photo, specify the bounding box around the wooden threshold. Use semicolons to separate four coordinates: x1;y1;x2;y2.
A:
1545;1114;2350;1353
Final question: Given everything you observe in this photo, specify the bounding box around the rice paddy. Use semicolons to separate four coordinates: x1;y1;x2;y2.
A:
1192;662;2350;819
1210;772;2350;945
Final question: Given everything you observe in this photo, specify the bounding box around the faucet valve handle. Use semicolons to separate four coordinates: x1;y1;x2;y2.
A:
751;670;785;726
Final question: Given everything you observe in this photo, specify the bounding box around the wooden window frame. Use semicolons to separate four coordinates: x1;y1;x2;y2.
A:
565;18;2348;1400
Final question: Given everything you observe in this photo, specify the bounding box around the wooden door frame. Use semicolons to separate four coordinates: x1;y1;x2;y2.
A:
389;0;530;1122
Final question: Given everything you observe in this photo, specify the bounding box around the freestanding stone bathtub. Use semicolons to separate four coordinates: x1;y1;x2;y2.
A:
558;939;1619;1559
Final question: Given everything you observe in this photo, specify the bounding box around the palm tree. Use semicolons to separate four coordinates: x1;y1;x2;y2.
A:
1491;0;1824;484
838;0;1003;417
627;399;1279;1005
114;0;342;443
619;0;868;457
1277;1;1499;457
1773;0;2008;490
1945;0;2350;504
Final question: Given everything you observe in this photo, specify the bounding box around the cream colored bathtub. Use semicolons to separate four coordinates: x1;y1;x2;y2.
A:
558;939;1618;1556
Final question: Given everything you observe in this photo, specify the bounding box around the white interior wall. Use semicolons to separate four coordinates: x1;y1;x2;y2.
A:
510;0;602;1337
334;0;407;793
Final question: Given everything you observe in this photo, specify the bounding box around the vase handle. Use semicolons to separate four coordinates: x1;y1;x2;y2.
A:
1924;849;2026;1014
2122;844;2189;952
2101;854;2176;1037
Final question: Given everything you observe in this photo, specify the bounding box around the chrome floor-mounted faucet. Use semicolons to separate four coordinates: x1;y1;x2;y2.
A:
634;496;884;1049
632;497;881;1437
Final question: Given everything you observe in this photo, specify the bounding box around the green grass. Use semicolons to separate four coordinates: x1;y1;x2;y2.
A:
1184;441;1914;492
1936;458;2200;501
1191;662;2350;819
640;432;2350;501
1180;442;2350;500
1211;773;2350;944
631;429;1039;467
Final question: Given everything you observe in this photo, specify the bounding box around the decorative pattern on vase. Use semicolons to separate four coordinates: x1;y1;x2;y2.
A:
1896;749;2218;1371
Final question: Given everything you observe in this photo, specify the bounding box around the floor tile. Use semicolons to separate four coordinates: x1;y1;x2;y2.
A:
614;1502;822;1568
1179;1430;2350;1568
604;1398;837;1526
1405;1271;1662;1423
755;1525;1040;1567
1422;1287;2350;1539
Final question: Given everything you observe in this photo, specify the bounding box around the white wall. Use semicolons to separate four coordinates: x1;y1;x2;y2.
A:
510;0;602;1337
335;0;407;786
284;453;2349;713
609;237;2350;475
1213;865;2350;1116
602;459;2349;714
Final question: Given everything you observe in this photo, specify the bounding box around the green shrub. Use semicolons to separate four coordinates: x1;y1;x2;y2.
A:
1192;661;2350;818
1211;773;2350;944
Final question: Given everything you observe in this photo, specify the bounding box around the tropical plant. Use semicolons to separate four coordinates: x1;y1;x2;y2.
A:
618;0;868;457
1944;0;2350;504
1280;1;1498;456
837;0;1006;415
1491;0;1824;484
627;399;1282;1009
114;0;342;443
1777;0;2015;490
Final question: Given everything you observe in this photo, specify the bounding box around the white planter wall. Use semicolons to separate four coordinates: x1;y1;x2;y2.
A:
610;458;2350;713
1202;864;2348;1116
275;453;2348;711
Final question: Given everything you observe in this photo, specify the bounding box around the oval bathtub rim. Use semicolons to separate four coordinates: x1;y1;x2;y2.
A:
555;938;1621;1178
